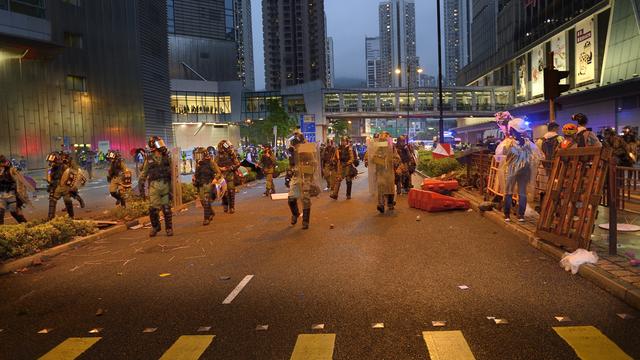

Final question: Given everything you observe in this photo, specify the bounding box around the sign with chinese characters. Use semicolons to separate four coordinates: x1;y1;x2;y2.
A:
551;32;568;84
516;55;528;99
531;43;545;97
300;114;316;143
575;17;595;84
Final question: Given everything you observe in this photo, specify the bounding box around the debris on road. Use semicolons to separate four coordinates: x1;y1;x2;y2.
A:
37;328;53;334
458;285;470;290
142;328;157;333
431;321;447;327
554;316;571;322
219;276;231;281
95;308;105;316
494;318;509;325
560;249;598;274
88;328;103;334
197;326;212;332
416;216;421;221
330;224;334;229
617;313;636;320
371;323;384;329
159;273;172;277
256;325;269;331
311;324;325;330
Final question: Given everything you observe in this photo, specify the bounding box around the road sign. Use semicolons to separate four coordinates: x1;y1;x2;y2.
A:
300;114;316;143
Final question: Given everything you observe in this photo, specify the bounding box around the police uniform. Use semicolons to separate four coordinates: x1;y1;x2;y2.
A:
139;137;173;236
47;152;75;219
286;133;318;229
259;146;276;196
395;136;416;195
193;148;221;225
0;156;27;224
330;137;355;200
107;151;132;207
321;141;337;191
215;140;240;214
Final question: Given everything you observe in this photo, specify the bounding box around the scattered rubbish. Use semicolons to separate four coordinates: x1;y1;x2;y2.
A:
180;208;189;213
493;319;509;325
624;252;636;259
31;257;43;266
478;201;494;212
467;209;473;212
617;313;635;320
142;328;157;333
554;316;572;322
486;316;495;320
458;285;470;290
416;216;421;221
330;224;334;229
70;265;81;272
0;329;3;333
431;321;447;327
197;326;212;332
95;308;105;316
88;328;103;334
311;324;325;330
159;273;172;277
256;325;269;331
560;249;598;274
630;259;640;267
219;276;231;281
371;323;384;329
117;272;123;276
130;224;143;230
37;328;53;334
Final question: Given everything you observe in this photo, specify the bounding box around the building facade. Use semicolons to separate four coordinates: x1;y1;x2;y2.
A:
262;0;327;91
365;36;382;88
0;0;171;168
444;0;471;86
457;0;640;139
378;0;418;88
326;36;335;88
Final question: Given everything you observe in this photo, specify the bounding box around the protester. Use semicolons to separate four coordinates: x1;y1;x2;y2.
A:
572;113;602;147
536;122;563;164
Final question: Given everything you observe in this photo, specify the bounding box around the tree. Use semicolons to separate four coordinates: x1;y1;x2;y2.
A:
242;100;298;146
329;119;348;138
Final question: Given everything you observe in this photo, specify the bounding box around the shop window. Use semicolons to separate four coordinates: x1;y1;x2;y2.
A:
66;75;86;92
64;32;83;49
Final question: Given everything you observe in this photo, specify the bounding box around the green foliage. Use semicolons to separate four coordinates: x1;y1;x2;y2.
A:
108;198;149;221
247;100;299;145
181;182;197;203
0;216;98;261
275;159;289;174
329;119;348;138
245;171;257;182
418;156;463;177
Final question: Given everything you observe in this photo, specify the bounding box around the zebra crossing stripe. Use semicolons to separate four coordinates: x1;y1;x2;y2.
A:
422;331;476;360
289;334;336;360
158;335;215;360
38;337;101;360
553;326;632;360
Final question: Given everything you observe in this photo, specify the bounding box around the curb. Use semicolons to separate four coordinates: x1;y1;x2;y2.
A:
0;201;195;276
455;188;640;311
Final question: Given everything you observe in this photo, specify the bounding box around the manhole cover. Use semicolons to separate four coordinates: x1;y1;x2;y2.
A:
598;223;640;232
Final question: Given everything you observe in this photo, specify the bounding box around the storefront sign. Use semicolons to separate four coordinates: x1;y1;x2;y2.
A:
575;17;595;84
516;56;528;100
551;32;568;84
300;114;316;143
531;43;545;97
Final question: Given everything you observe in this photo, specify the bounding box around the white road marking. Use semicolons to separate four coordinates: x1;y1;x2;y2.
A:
222;275;254;304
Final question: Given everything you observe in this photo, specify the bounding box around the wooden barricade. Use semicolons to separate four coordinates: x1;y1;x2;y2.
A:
470;152;492;194
535;147;612;251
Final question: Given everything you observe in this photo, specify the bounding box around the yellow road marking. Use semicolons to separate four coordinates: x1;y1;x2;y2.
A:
553;326;632;360
159;335;215;360
289;334;336;360
422;331;476;360
38;337;101;360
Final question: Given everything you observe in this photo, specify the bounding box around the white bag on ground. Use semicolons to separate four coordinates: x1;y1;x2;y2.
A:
560;249;599;274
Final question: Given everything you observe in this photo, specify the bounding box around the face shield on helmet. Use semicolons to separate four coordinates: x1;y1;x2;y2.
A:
218;140;232;153
106;150;119;162
193;147;209;162
149;136;167;150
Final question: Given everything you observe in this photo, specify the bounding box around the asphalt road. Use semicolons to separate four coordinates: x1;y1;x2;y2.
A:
0;171;639;359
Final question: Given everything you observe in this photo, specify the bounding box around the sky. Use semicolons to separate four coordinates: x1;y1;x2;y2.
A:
250;0;439;90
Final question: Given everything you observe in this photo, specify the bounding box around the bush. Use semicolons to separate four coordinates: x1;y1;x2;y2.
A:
245;170;257;182
181;182;197;203
0;216;97;261
107;198;149;221
418;157;463;178
276;160;289;174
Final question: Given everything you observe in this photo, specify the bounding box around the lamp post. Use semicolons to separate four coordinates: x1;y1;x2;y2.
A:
436;0;445;143
396;66;423;140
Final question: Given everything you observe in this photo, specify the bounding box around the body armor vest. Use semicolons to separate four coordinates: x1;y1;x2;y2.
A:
217;151;237;169
0;169;16;193
323;146;336;163
195;159;216;185
108;160;124;179
338;146;351;164
147;154;171;182
397;146;412;163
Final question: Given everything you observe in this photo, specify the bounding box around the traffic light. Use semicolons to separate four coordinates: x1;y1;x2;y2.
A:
544;68;570;100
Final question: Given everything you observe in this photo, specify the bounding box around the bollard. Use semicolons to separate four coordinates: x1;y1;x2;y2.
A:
608;162;617;256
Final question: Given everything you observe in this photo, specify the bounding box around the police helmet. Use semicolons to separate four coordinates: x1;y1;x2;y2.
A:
193;147;209;162
106;150;120;161
148;136;167;150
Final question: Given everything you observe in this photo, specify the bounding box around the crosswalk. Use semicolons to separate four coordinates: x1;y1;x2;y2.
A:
32;325;633;360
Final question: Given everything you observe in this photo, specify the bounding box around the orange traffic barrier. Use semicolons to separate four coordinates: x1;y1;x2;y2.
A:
409;189;470;212
421;179;459;193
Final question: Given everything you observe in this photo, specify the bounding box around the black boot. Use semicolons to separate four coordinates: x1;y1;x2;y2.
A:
222;194;229;213
149;208;161;237
302;208;310;229
73;193;85;208
203;200;213;225
110;192;121;206
387;195;396;211
10;211;27;224
330;181;340;200
0;208;4;225
346;181;353;199
228;191;236;214
64;200;74;218
288;199;300;225
119;196;126;208
162;205;173;236
47;198;57;220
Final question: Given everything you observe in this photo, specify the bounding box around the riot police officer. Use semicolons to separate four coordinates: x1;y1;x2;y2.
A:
0;155;28;224
47;151;75;219
61;152;86;208
286;132;319;229
330;136;356;200
106;150;132;207
259;145;276;196
193;147;221;225
395;135;416;195
139;136;173;237
367;132;398;214
321;139;337;191
215;140;240;214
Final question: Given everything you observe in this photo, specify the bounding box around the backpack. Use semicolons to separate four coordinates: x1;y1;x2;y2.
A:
541;135;560;161
575;130;588;148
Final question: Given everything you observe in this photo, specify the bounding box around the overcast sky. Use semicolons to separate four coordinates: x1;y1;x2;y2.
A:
251;0;439;90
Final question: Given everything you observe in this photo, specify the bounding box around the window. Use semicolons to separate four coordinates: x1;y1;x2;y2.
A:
167;0;175;33
66;75;86;92
64;32;83;49
62;0;82;6
9;0;46;18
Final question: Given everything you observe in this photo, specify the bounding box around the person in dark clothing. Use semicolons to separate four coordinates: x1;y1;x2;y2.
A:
0;155;28;224
139;136;173;237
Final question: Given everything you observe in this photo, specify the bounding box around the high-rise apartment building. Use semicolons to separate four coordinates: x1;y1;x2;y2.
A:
168;0;254;89
444;0;470;86
326;37;335;88
262;0;327;91
378;0;418;88
365;36;382;88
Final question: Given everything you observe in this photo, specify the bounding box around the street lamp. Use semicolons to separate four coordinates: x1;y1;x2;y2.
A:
396;66;423;140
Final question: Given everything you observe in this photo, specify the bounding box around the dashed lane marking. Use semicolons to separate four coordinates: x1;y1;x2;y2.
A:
158;335;215;360
553;326;632;360
222;275;254;304
289;334;336;360
422;331;476;360
38;337;101;360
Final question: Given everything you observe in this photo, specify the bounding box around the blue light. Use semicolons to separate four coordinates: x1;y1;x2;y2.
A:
525;121;531;126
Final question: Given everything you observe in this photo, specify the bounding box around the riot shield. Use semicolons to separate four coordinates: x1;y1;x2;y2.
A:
367;139;395;196
295;142;322;197
60;167;88;189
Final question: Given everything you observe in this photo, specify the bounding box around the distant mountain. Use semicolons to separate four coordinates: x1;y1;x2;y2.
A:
333;77;367;89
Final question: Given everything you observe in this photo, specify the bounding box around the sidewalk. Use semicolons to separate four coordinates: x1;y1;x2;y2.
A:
453;187;640;310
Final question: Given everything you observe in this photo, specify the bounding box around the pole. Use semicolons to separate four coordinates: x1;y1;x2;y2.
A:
407;77;410;138
549;98;556;123
608;162;618;255
436;0;445;143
